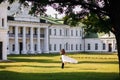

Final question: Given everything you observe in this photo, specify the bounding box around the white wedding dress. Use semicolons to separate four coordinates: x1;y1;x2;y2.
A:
61;55;78;64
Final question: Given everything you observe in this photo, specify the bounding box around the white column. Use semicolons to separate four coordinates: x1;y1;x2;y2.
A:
29;27;34;53
15;26;19;54
45;28;49;53
22;27;27;54
37;27;41;53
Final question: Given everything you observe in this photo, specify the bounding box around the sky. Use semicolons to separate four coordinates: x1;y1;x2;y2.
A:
45;6;82;19
45;6;65;19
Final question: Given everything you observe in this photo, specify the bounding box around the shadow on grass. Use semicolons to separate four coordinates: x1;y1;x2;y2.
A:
10;58;60;63
7;57;118;65
8;58;60;63
7;54;61;63
0;71;119;80
79;61;118;64
8;54;59;57
0;64;60;69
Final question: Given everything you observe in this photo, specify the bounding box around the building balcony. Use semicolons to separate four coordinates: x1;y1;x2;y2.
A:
9;33;45;38
9;33;15;37
40;34;45;38
18;33;22;37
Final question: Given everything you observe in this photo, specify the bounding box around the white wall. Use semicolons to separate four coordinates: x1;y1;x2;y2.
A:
49;25;83;53
0;2;8;60
84;38;117;52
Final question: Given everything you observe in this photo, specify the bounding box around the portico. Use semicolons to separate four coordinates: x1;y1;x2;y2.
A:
8;21;50;54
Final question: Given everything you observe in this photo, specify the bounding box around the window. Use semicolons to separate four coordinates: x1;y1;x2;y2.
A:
12;27;15;34
34;44;37;51
66;43;68;50
28;28;30;35
103;43;106;50
20;27;23;34
71;30;73;36
12;44;15;51
54;29;56;35
54;44;56;51
60;29;62;36
71;44;73;50
76;30;78;36
80;30;82;36
40;19;46;23
80;44;82;50
34;28;37;35
88;43;91;50
65;29;68;36
28;44;30;50
49;44;52;51
60;44;62;50
76;44;78;50
2;18;4;27
49;29;51;35
95;43;98;50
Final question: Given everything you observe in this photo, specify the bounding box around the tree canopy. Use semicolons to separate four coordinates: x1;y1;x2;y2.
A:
1;0;116;34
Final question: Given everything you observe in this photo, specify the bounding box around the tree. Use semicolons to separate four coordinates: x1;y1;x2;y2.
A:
1;0;120;74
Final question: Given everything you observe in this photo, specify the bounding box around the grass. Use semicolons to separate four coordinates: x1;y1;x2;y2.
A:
0;53;119;80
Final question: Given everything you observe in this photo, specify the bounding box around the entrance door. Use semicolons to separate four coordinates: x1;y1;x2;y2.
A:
19;42;23;54
108;43;112;52
0;42;3;60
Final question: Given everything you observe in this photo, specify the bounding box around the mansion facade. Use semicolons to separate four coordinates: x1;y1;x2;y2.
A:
0;1;117;60
8;20;84;54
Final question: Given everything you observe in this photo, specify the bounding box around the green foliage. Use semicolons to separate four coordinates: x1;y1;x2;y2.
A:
63;14;80;26
81;12;111;33
0;0;113;33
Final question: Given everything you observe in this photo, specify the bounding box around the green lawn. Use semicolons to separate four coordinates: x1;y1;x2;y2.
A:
0;53;119;80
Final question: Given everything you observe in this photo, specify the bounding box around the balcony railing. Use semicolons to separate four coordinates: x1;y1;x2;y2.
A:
9;33;44;38
40;34;44;38
9;33;15;37
18;34;22;37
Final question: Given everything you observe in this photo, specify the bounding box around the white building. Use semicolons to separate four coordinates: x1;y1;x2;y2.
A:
84;32;117;53
0;1;117;60
8;19;84;54
0;1;8;60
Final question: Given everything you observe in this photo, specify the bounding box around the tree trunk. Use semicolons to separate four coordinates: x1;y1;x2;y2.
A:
114;31;120;75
